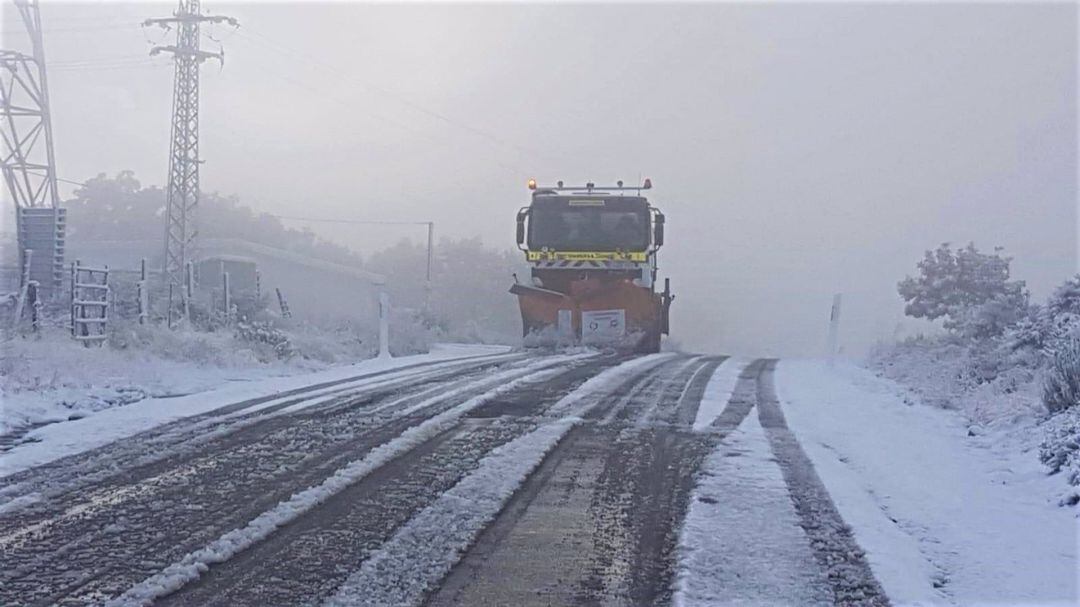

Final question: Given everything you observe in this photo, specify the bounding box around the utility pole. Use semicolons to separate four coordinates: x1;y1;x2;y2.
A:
424;221;434;316
144;0;236;324
2;0;66;298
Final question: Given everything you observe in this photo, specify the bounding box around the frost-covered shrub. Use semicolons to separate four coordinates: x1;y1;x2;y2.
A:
235;320;294;360
954;294;1032;341
1043;275;1080;348
284;319;370;363
389;307;435;356
1043;338;1080;413
1038;407;1080;505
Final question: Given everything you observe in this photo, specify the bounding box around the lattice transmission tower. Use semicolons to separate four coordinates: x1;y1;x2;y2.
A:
1;0;66;297
144;0;236;321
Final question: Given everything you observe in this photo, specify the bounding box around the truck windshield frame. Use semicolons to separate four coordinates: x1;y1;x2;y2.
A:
527;196;650;252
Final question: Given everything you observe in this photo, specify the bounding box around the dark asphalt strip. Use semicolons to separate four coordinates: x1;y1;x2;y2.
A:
756;360;891;606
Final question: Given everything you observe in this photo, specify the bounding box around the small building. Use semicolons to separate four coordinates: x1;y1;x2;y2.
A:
197;255;258;295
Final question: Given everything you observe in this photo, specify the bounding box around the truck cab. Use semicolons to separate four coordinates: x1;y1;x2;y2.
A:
512;180;672;352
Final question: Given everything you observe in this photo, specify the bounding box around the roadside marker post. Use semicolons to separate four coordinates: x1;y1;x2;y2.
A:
827;293;842;366
378;291;391;359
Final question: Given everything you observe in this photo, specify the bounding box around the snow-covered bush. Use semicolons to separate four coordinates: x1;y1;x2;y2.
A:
389;307;436;356
1038;407;1080;506
1043;338;1080;413
234;319;294;361
1043;275;1080;349
869;337;1044;425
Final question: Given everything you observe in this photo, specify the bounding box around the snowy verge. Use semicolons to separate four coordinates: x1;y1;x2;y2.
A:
776;359;1078;606
106;355;581;607
674;412;830;606
1;343;511;477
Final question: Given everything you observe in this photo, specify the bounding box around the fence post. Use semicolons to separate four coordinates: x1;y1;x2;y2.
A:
28;281;39;332
222;271;231;323
378;291;391;359
183;261;193;323
138;258;148;325
70;259;78;337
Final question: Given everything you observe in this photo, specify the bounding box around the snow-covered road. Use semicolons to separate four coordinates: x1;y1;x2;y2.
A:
0;352;1074;606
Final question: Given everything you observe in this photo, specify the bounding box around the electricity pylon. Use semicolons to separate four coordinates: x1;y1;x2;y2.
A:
144;0;236;323
2;0;66;297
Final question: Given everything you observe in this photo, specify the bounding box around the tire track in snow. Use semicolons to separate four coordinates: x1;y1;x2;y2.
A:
424;354;714;607
158;355;632;606
103;355;601;607
0;356;538;559
324;354;683;607
673;361;832;606
0;355;574;606
672;355;728;427
0;352;524;510
755;360;890;606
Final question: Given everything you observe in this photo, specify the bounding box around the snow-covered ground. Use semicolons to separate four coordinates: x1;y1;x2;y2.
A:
776;359;1078;605
1;343;510;476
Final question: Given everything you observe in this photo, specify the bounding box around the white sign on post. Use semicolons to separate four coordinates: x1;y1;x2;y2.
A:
581;309;626;345
557;309;573;345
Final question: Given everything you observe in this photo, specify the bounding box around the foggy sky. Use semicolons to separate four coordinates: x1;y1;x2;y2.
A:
2;2;1076;357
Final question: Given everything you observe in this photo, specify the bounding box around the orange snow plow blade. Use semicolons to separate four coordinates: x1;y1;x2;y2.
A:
511;277;664;352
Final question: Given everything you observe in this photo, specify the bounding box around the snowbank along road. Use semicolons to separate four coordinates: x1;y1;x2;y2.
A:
1;352;899;606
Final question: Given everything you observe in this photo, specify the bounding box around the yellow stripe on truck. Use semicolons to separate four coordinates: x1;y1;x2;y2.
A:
527;251;648;262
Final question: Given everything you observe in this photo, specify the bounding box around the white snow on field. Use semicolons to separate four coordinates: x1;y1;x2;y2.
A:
107;354;581;607
691;357;750;431
1;344;511;477
324;354;677;606
674;412;831;606
776;359;1079;606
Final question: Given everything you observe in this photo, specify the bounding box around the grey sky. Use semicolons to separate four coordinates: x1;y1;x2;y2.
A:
2;2;1076;356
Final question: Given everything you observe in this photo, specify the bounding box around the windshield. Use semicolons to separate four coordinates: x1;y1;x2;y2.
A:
529;207;649;251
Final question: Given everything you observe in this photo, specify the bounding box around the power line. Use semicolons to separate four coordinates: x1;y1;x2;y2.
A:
26;171;86;187
232;26;555;167
271;215;432;227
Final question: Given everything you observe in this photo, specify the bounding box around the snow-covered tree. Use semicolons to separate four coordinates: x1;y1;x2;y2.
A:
898;243;1029;338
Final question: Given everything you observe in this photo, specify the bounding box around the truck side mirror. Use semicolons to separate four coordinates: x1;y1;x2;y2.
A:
516;209;528;246
653;213;665;247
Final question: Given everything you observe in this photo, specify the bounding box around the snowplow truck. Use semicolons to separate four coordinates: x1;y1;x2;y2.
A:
511;179;673;353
